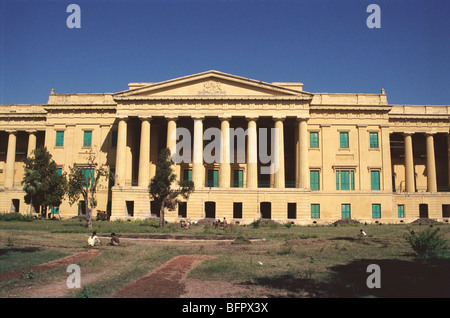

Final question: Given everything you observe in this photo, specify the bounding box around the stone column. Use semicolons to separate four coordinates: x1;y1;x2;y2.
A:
219;116;231;188
115;117;128;186
166;116;180;181
403;132;415;192
4;130;17;188
274;117;285;188
298;118;309;188
138;117;151;187
426;133;437;192
192;116;204;188
27;130;37;157
246;117;258;189
166;117;178;157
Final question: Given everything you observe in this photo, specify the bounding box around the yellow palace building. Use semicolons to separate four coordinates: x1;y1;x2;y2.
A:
1;71;449;224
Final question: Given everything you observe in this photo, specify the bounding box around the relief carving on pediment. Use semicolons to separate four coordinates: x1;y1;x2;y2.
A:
198;80;226;95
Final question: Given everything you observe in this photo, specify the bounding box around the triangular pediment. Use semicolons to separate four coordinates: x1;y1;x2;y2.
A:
114;70;312;99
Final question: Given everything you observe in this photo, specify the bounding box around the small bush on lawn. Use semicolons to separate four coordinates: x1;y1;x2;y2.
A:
404;227;448;259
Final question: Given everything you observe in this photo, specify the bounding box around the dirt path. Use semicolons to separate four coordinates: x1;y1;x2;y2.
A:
112;254;217;298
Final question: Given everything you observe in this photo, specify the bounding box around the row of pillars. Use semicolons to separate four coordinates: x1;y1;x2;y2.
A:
3;130;37;188
114;115;310;189
403;132;438;193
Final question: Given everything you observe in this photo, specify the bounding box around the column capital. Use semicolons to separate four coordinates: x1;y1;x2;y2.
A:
296;116;310;122
218;114;232;121
245;116;258;122
425;132;437;136
402;131;415;137
165;115;179;121
139;115;152;121
6;129;17;134
116;115;129;121
273;116;285;121
192;115;205;120
26;129;38;134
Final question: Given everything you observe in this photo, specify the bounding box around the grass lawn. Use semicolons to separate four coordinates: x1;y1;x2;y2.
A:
0;216;449;298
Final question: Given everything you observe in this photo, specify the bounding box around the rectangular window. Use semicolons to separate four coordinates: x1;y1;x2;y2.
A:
340;132;349;148
341;204;351;219
287;203;297;219
233;169;244;188
372;204;381;218
371;170;380;190
336;170;355;190
311;204;320;219
55;131;64;147
310;170;320;190
178;202;187;218
183;169;192;181
83;131;92;147
233;202;243;219
369;132;379;149
56;168;62;176
310;132;319;148
82;168;95;187
442;205;450;218
207;169;219;187
398;205;405;218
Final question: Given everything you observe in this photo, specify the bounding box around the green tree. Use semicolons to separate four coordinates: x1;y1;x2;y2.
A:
67;150;108;228
149;148;194;227
21;146;67;217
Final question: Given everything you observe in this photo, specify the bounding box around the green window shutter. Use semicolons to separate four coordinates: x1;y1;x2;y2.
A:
370;132;379;148
233;170;239;187
398;205;404;218
371;171;380;190
83;131;92;147
56;168;62;176
341;204;351;219
310;132;319;148
55;131;64;147
311;204;320;218
213;170;219;187
208;170;218;187
372;204;381;218
336;170;340;190
82;168;94;187
340;132;349;148
184;169;192;181
310;170;319;190
350;170;355;190
234;170;243;188
341;171;349;190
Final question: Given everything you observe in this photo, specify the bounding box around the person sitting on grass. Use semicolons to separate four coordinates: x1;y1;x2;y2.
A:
108;232;120;246
88;231;101;247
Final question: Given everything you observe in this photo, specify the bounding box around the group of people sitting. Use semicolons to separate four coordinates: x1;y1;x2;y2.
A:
213;217;228;229
87;231;120;247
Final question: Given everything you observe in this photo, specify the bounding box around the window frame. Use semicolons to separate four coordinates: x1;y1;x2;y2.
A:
372;203;381;218
83;130;93;148
309;131;319;149
339;132;349;149
369;132;379;149
55;131;64;147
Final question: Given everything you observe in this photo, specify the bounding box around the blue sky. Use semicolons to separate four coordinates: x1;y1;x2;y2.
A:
0;0;448;105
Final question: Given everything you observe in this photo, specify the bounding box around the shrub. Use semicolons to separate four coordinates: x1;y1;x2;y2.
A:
404;227;448;259
0;213;34;222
